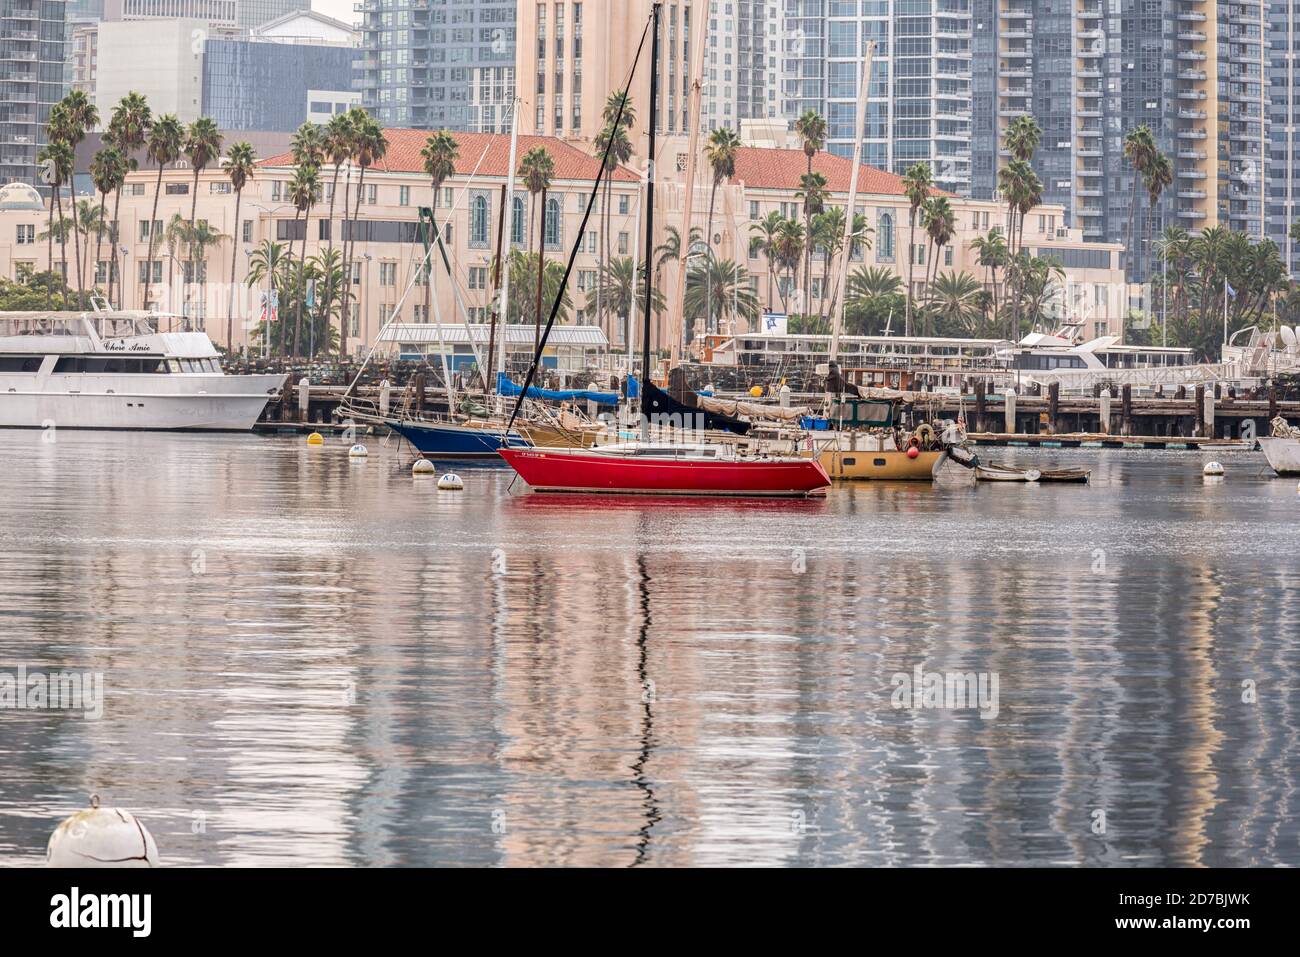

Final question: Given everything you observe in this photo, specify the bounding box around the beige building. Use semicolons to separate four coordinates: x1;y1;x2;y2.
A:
0;129;642;357
94;18;210;126
0;129;1127;355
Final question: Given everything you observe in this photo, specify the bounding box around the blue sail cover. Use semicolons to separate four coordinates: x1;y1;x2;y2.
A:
496;372;619;406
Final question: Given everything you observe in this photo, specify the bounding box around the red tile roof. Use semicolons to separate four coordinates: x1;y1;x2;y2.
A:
731;146;950;197
260;128;639;183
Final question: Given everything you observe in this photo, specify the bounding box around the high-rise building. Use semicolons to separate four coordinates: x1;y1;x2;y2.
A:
1269;3;1300;273
203;15;359;132
812;1;972;194
974;0;1268;282
0;0;67;192
702;0;780;132
235;0;304;32
102;0;237;28
357;0;515;132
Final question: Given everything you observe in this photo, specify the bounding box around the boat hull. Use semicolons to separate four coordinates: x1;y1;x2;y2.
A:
499;447;831;497
388;419;529;459
0;374;284;431
818;448;943;480
1258;437;1300;475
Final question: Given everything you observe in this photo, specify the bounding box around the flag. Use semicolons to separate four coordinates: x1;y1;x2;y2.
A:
1225;282;1237;299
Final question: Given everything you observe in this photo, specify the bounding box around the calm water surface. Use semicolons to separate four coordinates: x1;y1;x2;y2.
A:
1;430;1298;866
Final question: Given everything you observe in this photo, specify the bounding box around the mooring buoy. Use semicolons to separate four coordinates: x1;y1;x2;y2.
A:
1203;461;1225;476
413;459;437;475
348;444;368;458
437;473;464;490
46;794;158;868
306;432;324;446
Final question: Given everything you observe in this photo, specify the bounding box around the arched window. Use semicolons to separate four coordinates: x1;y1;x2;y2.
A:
511;196;525;246
877;212;894;261
470;194;489;247
544;196;562;249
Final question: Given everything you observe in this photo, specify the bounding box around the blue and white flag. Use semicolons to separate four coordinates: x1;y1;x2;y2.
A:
1225;282;1237;299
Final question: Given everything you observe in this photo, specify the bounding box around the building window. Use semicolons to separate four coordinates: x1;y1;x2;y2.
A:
619;194;630;215
137;260;162;283
544;196;561;249
399;185;410;206
470;194;489;247
379;262;396;286
877;212;894;261
16;224;34;245
165;183;188;196
749;201;759;220
511;196;526;245
242;220;253;243
210;182;231;194
618;231;629;255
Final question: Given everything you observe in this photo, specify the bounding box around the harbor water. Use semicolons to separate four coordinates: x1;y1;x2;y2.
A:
1;430;1298;866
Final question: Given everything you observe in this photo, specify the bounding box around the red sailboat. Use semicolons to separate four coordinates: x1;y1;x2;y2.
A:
499;443;830;498
499;4;828;499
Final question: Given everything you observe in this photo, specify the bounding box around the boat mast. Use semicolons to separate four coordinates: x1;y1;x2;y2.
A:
640;2;661;435
829;40;876;367
495;98;521;397
667;0;708;368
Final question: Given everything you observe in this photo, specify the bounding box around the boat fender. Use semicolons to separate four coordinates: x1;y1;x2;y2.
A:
914;423;936;447
47;794;159;868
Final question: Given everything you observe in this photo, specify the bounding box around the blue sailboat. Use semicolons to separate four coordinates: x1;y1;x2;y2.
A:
385;417;529;460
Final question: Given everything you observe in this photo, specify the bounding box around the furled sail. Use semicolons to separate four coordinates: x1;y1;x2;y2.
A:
641;380;751;435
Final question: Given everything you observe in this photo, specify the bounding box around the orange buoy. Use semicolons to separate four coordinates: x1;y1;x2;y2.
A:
907;446;920;459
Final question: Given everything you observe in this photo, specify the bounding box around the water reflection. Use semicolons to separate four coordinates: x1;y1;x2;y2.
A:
0;434;1297;866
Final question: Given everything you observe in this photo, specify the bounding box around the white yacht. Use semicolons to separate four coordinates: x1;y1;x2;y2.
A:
0;310;285;431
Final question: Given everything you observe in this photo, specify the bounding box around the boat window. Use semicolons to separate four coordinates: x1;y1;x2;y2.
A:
873;458;887;466
168;359;182;373
0;356;44;372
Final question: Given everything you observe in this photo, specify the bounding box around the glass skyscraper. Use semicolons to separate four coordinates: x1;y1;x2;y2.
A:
0;0;67;193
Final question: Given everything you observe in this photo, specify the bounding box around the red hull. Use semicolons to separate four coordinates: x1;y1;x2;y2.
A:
499;447;831;497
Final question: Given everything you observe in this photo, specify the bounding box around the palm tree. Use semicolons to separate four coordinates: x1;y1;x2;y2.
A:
1123;125;1157;279
654;224;700;287
1156;225;1193;330
183;117;223;294
703;126;740;253
505;250;573;326
810;206;846;325
287;163;321;357
596;255;665;336
749;210;784;311
684;256;760;336
970;227;1008;327
901;162;933;336
142;113;183;310
55;91;98;306
224;141;257;352
1142;151;1173;283
106;92;151;305
593;93;635;334
518;145;555;355
420;129;459;329
321;112;353;282
89;145;127;299
247;239;291;353
341;114;386;357
927;271;984;335
794;109;826;316
773;218;806;313
921;197;956;333
1003;114;1041;164
36;136;73;308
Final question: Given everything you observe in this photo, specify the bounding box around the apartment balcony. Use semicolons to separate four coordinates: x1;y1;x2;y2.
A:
1001;26;1032;39
1178;189;1207;199
1177;50;1208;61
1077;147;1102;158
1077;126;1102;138
1177;10;1207;20
1179;109;1207;120
1178;168;1207;178
1078;166;1103;176
1077;87;1102;98
1178;208;1208;220
999;5;1032;18
1178;31;1206;41
999;66;1031;78
1178;69;1207;81
1077;28;1103;40
1076;4;1102;17
1176;125;1208;139
1177;89;1208;100
0;51;37;62
1077;107;1101;118
1077;67;1101;79
1078;206;1103;217
1178;149;1206;160
1078;187;1103;198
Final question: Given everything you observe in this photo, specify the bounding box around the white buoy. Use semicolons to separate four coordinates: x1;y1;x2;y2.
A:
348;443;368;458
1203;461;1225;476
412;459;437;475
47;794;159;868
437;472;464;490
